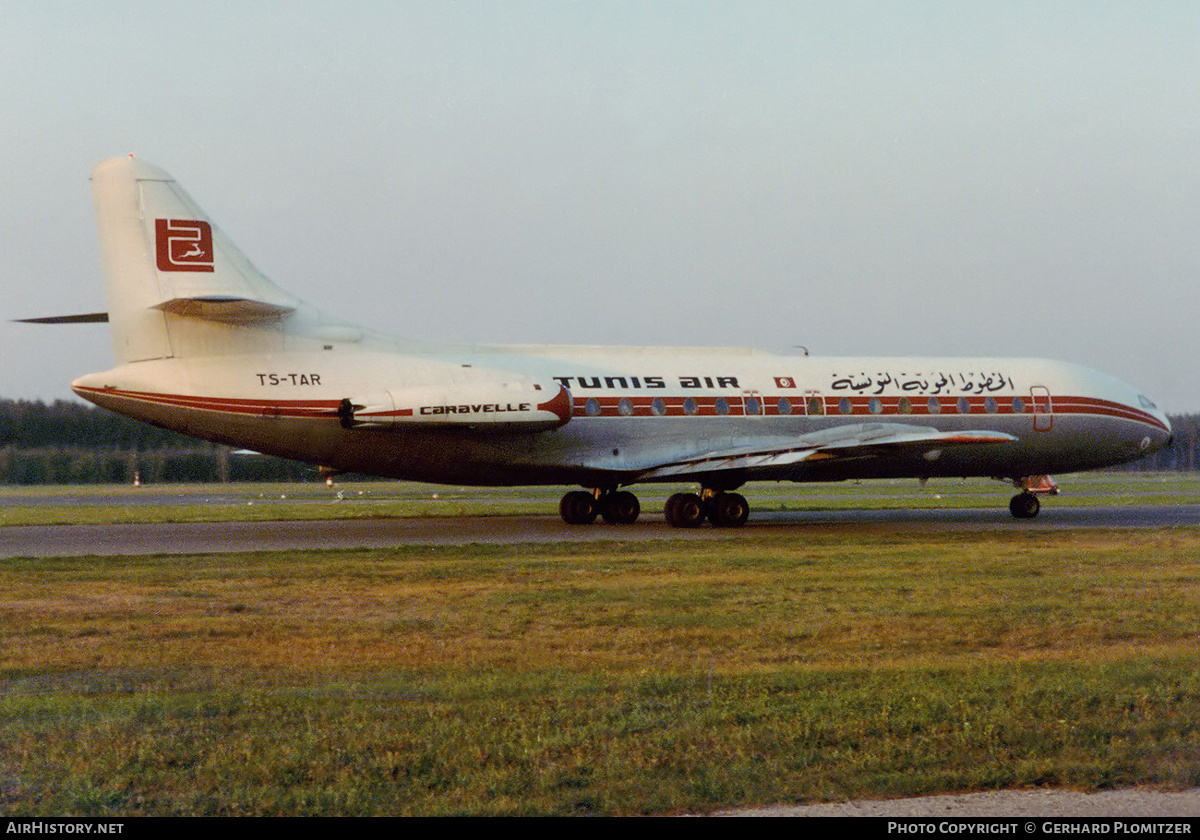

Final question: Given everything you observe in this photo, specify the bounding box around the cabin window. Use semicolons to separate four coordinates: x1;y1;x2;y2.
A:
617;398;633;416
868;398;882;415
805;396;823;416
585;398;601;417
898;396;912;414
838;397;852;415
984;397;997;414
1012;397;1025;413
927;397;941;414
745;397;761;415
714;397;729;415
651;397;666;416
957;397;971;414
683;397;698;416
777;397;792;415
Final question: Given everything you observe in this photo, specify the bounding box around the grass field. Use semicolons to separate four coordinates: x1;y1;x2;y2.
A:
2;474;1199;815
2;471;1199;526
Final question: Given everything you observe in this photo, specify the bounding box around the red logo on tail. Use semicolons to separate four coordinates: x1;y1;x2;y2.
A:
155;219;214;272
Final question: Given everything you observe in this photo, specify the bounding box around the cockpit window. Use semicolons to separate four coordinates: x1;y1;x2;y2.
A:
1139;394;1157;409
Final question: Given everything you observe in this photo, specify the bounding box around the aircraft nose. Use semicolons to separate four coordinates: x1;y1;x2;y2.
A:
1159;412;1174;449
1134;394;1172;453
1147;415;1173;454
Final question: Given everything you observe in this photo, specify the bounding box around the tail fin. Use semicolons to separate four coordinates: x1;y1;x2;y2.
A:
91;156;299;364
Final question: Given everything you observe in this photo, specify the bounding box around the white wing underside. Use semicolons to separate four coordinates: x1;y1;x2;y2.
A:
634;423;1016;480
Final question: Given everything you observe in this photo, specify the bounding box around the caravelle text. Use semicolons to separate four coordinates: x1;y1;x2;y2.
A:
419;403;532;416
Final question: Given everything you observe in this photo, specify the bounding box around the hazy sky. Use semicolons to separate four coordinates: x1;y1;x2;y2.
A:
5;2;1200;410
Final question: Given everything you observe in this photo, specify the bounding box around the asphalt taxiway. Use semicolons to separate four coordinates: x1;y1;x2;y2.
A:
4;505;1199;558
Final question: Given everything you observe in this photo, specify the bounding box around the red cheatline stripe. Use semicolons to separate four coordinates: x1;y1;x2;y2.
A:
74;386;342;417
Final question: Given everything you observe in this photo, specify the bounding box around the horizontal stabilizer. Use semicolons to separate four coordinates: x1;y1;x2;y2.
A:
154;296;295;323
15;312;109;324
17;297;297;326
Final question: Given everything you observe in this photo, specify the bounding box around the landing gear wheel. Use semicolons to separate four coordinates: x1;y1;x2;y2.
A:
664;492;706;528
1009;492;1040;519
600;490;640;524
560;491;598;525
709;492;750;528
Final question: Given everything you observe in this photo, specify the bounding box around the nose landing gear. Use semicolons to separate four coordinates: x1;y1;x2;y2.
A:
1008;492;1040;519
1009;475;1059;519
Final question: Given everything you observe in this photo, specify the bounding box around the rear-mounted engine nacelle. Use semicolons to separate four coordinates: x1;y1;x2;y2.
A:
340;381;571;432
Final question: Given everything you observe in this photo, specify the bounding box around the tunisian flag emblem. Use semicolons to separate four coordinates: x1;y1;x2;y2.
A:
773;376;796;389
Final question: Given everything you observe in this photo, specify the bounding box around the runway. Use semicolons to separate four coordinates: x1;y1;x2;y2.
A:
5;504;1200;557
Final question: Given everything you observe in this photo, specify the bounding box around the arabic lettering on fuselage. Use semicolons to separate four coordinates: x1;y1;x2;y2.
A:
830;372;1015;395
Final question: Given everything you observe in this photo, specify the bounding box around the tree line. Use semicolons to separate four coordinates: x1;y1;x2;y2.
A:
0;398;314;484
0;397;1196;484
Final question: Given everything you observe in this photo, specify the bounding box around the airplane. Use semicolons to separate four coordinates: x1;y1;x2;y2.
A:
27;156;1173;526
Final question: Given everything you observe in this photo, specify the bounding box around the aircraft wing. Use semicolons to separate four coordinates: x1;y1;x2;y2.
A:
634;422;1016;481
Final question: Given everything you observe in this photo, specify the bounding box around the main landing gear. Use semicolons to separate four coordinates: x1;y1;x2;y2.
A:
1008;475;1059;519
664;489;749;528
559;489;641;525
558;487;750;528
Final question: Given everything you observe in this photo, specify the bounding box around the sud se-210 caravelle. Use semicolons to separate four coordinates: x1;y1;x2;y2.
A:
34;156;1173;526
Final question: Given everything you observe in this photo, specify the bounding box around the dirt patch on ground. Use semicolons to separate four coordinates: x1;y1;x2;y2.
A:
721;787;1200;817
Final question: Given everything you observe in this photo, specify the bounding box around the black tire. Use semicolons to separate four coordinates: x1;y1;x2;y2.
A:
1009;492;1040;519
600;490;640;524
709;492;750;527
665;492;705;528
560;491;598;525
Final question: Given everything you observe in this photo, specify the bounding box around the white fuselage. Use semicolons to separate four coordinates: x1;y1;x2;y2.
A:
73;339;1172;489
